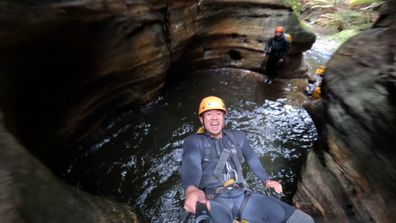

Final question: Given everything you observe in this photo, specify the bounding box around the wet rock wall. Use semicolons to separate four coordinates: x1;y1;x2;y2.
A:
0;0;314;167
295;1;396;222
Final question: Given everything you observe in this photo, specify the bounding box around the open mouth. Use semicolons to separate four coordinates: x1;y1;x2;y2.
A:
210;122;220;130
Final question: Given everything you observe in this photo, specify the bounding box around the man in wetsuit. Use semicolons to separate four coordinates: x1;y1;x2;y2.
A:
181;96;314;223
262;26;291;85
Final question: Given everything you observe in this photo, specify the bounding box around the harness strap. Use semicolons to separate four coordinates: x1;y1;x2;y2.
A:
180;211;192;223
231;150;243;182
223;130;249;188
200;130;249;189
223;130;244;162
214;139;221;157
238;190;252;220
213;140;231;179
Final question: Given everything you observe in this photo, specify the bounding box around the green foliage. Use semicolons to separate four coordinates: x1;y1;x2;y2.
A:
349;0;382;6
315;9;372;30
305;0;337;9
301;0;383;33
289;0;302;14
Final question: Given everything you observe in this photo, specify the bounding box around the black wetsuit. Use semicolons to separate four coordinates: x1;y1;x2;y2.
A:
263;34;290;81
181;129;269;190
181;129;297;223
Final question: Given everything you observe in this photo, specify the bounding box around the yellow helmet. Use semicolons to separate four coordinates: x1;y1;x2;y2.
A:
198;96;227;115
316;65;326;75
312;87;321;100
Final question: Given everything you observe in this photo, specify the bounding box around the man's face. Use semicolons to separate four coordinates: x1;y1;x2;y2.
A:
199;109;225;139
275;31;282;38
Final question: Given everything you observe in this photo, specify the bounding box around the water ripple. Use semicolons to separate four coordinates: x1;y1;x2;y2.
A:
59;70;322;222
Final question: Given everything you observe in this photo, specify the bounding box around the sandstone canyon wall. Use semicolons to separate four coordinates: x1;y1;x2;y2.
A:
0;0;314;167
295;1;396;222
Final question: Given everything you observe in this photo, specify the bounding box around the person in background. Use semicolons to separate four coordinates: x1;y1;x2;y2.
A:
262;26;291;85
181;96;314;223
306;65;326;100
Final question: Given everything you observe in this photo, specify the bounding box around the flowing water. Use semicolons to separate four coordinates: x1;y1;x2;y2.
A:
58;35;339;222
304;34;339;73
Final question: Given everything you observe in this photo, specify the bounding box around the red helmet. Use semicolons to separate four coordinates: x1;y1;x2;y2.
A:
275;26;284;33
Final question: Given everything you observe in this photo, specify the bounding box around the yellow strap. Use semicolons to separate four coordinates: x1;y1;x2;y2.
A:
196;126;206;134
233;219;249;223
223;178;236;187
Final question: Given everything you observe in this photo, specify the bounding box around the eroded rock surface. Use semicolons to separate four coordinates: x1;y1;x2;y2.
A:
0;112;141;223
0;1;314;166
0;1;171;167
294;3;396;222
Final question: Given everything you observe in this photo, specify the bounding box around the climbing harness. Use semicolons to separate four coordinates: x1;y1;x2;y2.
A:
199;129;247;190
198;130;252;222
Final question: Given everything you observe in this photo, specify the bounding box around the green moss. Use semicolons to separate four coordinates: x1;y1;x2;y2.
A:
300;21;315;33
329;29;359;44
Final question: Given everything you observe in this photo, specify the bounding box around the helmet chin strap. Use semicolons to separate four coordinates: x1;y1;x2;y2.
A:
196;126;206;134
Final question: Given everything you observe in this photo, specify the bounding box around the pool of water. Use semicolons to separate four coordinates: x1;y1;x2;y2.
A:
58;68;319;222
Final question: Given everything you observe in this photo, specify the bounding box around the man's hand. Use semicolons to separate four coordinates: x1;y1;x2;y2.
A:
264;180;283;194
184;185;211;214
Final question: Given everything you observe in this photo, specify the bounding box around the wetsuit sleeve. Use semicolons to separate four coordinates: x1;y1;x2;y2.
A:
240;132;270;183
263;38;273;55
181;135;202;190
